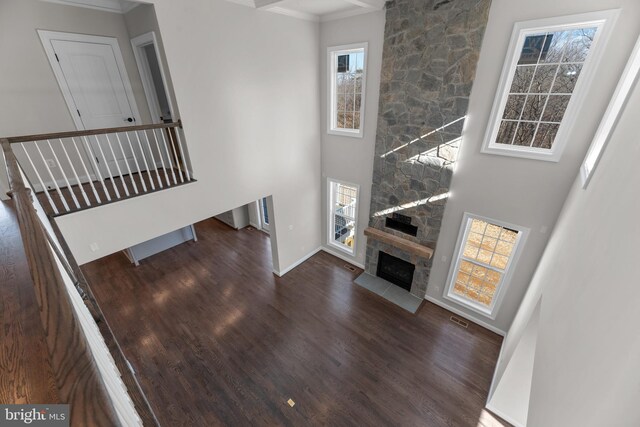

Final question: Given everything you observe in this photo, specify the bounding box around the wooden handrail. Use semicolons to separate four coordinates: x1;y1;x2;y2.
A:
5;120;182;143
2;139;122;425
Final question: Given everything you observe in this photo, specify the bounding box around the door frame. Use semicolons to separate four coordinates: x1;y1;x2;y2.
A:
258;198;270;233
38;30;142;131
131;31;175;124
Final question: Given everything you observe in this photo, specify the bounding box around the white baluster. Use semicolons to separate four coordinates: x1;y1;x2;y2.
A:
58;138;90;207
140;130;163;188
165;128;184;183
93;135;121;199
174;127;191;181
20;142;59;214
104;134;130;197
123;132;147;193
46;139;80;209
132;131;155;191
150;129;171;186
114;133;138;195
33;141;70;212
71;137;100;204
82;136;111;202
157;128;177;184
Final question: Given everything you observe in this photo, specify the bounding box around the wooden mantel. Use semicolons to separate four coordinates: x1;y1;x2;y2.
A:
364;227;434;259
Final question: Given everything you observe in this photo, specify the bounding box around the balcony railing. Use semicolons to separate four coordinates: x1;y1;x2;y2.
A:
2;138;159;425
4;121;193;216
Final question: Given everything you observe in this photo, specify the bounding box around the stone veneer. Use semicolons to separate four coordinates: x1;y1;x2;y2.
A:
366;0;491;298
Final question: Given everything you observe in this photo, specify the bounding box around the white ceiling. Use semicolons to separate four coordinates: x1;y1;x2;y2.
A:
229;0;386;22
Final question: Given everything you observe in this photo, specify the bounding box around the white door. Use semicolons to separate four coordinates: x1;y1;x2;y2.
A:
40;31;146;178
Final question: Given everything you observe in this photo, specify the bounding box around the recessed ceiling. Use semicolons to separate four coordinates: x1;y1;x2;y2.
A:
228;0;385;22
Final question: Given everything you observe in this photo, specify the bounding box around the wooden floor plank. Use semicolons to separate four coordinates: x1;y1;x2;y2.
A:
83;218;508;426
0;201;60;405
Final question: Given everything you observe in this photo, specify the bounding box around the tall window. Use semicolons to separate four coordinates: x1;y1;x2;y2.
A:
445;214;528;319
482;11;617;162
328;43;367;138
328;179;359;254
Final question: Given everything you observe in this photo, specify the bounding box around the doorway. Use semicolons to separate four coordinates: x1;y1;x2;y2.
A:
259;197;270;233
38;30;146;177
131;32;174;124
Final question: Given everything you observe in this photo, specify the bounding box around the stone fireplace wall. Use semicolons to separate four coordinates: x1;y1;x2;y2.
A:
366;0;491;298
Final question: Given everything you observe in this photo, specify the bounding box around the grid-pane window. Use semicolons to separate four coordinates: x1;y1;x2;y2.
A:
482;11;617;162
328;44;367;137
496;27;597;149
446;214;527;318
329;180;358;254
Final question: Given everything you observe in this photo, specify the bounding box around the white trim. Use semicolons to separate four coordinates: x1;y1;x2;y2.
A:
39;0;139;14
273;247;322;277
327;43;368;138
320;6;382;23
327;177;360;255
38;30;142;131
481;10;620;162
424;295;506;336
321;246;365;269
581;34;640;188
258;198;270;233
485;403;526;427
443;212;529;320
254;0;285;9
341;0;385;9
131;31;176;124
266;6;319;22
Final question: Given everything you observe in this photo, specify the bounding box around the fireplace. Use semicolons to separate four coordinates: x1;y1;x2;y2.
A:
376;251;415;292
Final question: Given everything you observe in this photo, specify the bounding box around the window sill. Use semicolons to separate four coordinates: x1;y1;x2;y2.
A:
328;128;364;139
481;143;562;162
444;293;496;319
327;240;355;256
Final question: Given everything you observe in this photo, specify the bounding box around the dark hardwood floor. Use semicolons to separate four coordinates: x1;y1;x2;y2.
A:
0;201;59;404
82;218;507;426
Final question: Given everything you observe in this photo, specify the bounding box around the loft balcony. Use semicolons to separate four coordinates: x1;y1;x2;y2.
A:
2;121;194;217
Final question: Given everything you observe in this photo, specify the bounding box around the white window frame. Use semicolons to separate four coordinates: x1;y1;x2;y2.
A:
327;178;359;255
481;10;619;162
327;43;368;138
581;34;640;188
444;213;529;319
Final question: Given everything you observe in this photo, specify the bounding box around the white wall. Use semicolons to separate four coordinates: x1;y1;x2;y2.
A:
54;0;322;273
425;0;640;334
0;0;152;196
319;10;385;267
491;53;640;426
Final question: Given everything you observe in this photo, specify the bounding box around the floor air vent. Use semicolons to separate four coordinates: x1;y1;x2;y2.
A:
449;316;469;329
344;264;357;272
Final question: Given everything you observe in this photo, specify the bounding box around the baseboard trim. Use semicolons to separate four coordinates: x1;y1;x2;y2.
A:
485;402;525;427
424;295;506;336
320;246;365;269
273;247;322;277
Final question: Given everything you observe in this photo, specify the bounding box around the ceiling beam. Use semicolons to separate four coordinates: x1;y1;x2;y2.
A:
341;0;386;10
253;0;287;9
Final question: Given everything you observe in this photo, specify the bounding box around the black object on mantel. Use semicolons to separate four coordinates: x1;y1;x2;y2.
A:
385;213;418;237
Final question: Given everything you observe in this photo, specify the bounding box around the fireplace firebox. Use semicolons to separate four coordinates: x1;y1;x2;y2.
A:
376;251;415;292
